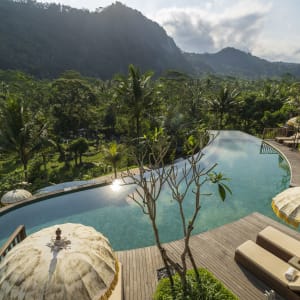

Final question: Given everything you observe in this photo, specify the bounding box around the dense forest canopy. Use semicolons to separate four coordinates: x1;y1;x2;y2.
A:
1;0;300;79
0;66;299;195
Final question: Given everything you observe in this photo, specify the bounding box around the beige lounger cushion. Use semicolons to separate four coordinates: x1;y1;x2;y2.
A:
257;226;300;261
290;283;300;292
235;240;300;299
275;134;300;143
236;240;300;285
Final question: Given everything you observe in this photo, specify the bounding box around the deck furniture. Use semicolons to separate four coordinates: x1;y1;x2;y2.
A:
275;133;300;144
283;139;300;147
257;226;300;261
235;240;300;300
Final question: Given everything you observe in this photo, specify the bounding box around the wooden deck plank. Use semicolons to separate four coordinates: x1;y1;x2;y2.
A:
266;140;300;187
191;233;264;299
116;212;299;299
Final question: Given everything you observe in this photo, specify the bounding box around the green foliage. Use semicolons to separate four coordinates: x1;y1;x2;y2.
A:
209;172;232;202
50;78;97;138
69;137;89;165
102;141;124;178
114;64;155;139
183;129;210;155
0;94;48;180
0;66;299;192
153;268;238;300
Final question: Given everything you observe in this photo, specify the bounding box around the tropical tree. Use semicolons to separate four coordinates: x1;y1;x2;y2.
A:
207;85;239;129
114;64;154;139
287;82;300;116
0;95;47;181
102;141;123;178
125;129;231;297
50;78;97;138
68;137;89;166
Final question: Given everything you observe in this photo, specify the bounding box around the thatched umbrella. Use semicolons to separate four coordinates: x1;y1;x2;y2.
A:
287;116;300;129
1;189;32;205
0;223;120;300
272;187;300;227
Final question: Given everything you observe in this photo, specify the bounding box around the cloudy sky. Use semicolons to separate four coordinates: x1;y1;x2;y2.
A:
38;0;300;63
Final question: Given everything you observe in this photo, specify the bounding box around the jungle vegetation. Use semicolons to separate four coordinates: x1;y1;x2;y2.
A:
0;66;299;195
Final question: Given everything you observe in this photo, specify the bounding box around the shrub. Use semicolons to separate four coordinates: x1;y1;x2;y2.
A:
153;268;238;300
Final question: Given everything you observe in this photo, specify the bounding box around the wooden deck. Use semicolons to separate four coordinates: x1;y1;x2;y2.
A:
266;140;300;187
116;212;300;300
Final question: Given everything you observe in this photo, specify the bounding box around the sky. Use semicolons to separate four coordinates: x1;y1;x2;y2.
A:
38;0;300;63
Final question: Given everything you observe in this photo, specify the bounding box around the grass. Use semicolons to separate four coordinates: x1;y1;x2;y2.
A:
153;268;239;300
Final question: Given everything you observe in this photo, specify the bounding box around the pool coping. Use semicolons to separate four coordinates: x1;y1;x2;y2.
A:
0;167;142;216
0;179;112;216
264;139;300;187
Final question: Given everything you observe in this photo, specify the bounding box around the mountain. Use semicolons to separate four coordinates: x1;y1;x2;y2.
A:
1;1;300;80
0;1;192;79
184;47;300;78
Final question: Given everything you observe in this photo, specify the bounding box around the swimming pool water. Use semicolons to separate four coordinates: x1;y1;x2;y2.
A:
0;131;290;251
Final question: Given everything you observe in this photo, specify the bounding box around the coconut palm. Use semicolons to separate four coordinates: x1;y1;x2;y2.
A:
208;85;239;129
102;141;122;179
114;64;154;139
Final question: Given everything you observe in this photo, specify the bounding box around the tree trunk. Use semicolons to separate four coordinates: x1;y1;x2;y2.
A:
42;153;47;172
136;115;140;140
150;216;175;296
113;163;117;179
21;150;28;182
23;163;28;182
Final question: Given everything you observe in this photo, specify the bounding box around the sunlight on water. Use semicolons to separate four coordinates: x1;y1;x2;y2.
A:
111;179;122;192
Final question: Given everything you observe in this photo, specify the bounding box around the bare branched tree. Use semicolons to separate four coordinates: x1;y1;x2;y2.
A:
124;128;231;298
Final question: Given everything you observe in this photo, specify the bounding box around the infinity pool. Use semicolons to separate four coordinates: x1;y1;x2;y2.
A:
0;131;290;250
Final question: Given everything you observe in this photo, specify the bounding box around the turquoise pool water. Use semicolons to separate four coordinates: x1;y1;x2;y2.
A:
0;131;290;251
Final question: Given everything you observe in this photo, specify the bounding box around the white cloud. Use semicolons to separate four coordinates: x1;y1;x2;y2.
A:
251;38;300;63
153;0;272;53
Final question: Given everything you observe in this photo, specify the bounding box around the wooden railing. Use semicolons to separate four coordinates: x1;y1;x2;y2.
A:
0;225;26;261
262;128;294;140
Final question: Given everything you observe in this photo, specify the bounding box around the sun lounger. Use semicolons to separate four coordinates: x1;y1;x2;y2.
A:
275;133;300;144
283;139;300;147
235;240;300;300
256;226;300;261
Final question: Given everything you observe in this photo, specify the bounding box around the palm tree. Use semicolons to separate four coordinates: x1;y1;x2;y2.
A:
208;85;239;129
0;96;47;181
102;141;122;179
114;64;154;139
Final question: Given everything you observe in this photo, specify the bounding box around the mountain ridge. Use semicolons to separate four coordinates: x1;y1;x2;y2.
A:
0;0;192;78
0;0;300;79
184;47;300;78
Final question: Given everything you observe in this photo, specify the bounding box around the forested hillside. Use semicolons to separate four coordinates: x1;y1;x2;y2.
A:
184;48;300;79
0;0;191;78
